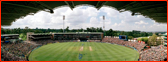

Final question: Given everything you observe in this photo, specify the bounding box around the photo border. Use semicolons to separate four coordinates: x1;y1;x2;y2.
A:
0;0;167;62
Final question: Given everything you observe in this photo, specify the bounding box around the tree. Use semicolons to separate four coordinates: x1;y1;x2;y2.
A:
109;29;113;36
156;37;162;46
148;32;153;36
148;34;157;46
105;29;114;36
142;37;148;44
128;36;134;39
6;29;12;34
60;29;63;32
17;28;21;34
19;33;27;40
86;28;89;32
120;31;125;35
35;30;43;33
155;33;159;36
113;31;117;36
140;32;148;37
1;28;5;34
96;27;99;32
132;30;140;34
127;32;133;36
79;28;83;32
137;38;142;41
70;29;75;32
99;27;103;32
25;26;29;29
36;27;38;30
65;26;69;32
90;27;96;32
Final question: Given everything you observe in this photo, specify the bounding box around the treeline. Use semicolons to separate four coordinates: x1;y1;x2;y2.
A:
1;26;159;39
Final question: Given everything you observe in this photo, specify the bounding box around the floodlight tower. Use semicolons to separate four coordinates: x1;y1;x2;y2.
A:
63;15;65;42
103;15;105;37
63;15;65;33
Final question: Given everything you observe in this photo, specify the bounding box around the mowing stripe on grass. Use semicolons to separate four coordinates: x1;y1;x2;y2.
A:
29;42;139;61
47;42;74;61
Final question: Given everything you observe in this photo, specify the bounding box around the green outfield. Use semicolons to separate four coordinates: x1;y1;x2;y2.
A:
29;42;139;61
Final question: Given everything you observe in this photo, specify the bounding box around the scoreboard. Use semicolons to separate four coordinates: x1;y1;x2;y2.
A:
119;35;128;41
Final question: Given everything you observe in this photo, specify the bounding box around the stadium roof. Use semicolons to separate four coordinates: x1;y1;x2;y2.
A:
1;1;167;26
28;32;103;35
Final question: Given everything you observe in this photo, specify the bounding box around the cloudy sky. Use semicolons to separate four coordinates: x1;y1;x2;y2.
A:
2;6;167;32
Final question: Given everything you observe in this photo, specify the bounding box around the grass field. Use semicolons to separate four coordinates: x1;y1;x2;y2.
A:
29;42;139;61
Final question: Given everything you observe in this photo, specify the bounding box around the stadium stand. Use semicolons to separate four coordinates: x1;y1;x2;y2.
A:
102;36;167;61
139;45;167;61
1;36;167;61
31;40;78;45
1;42;38;61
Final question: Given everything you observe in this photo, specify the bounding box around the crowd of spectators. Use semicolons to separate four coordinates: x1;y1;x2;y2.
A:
102;36;167;61
88;40;101;42
32;40;57;45
1;39;80;61
139;45;167;61
1;50;26;61
1;42;38;61
102;37;146;51
1;36;167;61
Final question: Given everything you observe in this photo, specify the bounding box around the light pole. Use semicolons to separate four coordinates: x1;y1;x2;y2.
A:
63;15;65;42
63;15;65;33
103;15;105;37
